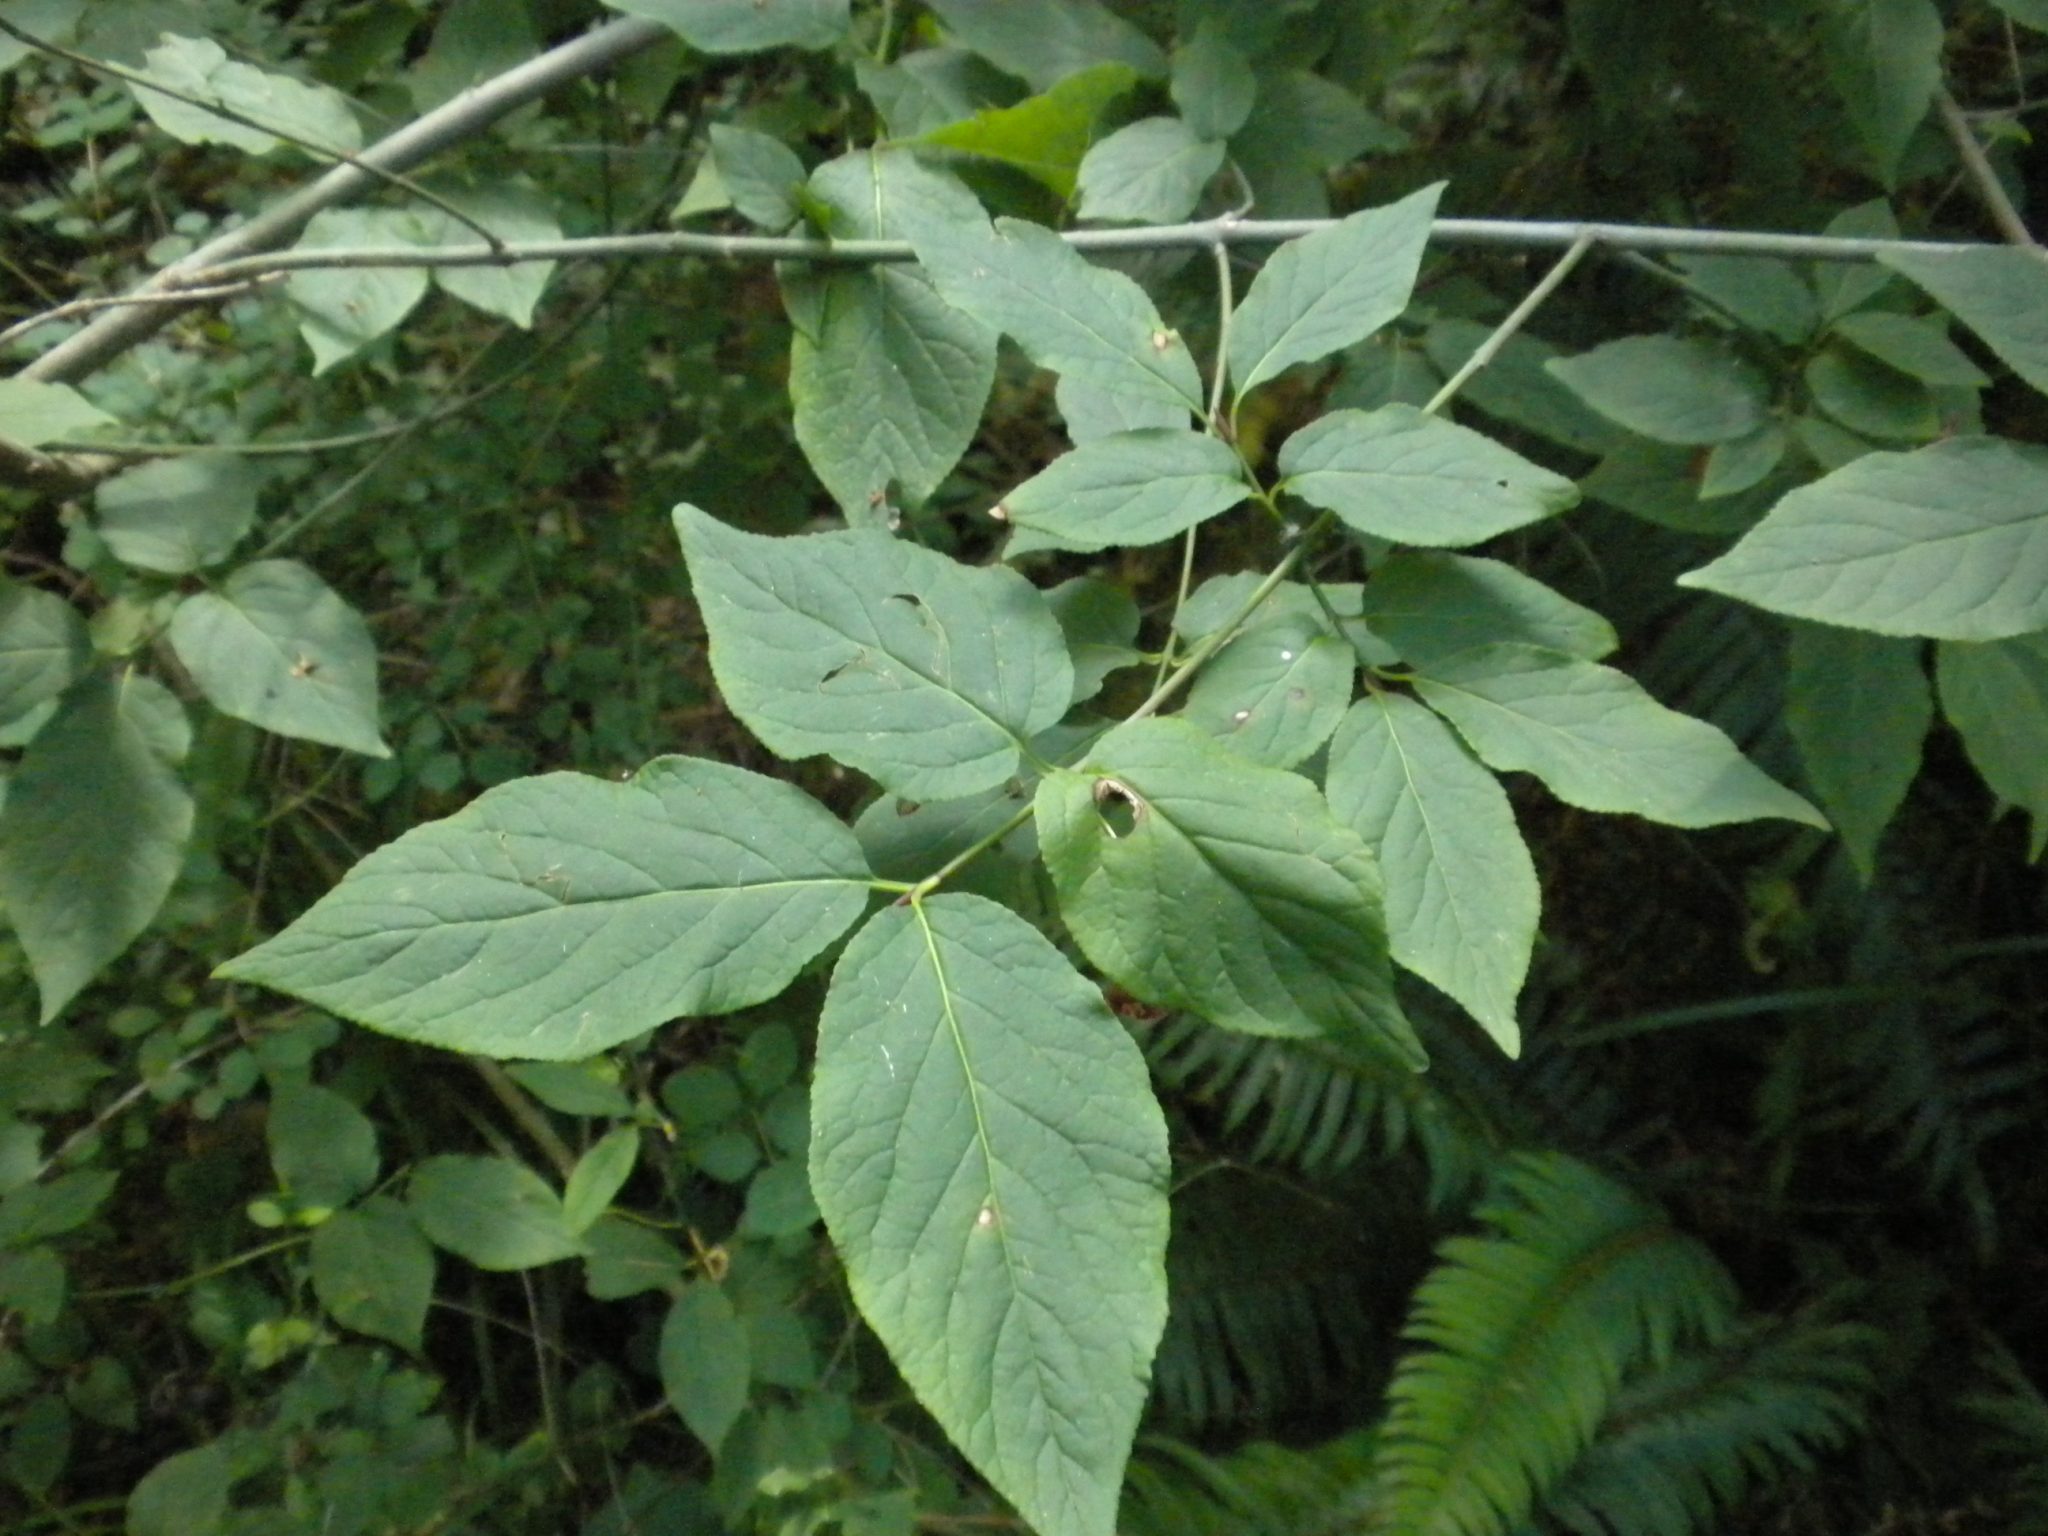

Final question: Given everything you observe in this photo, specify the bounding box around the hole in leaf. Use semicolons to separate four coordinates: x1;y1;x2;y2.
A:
1093;778;1142;839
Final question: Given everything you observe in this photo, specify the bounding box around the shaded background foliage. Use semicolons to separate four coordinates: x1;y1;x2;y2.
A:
1;2;2046;1534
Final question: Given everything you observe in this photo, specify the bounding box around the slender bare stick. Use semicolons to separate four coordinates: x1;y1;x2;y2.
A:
19;16;668;385
1936;88;2039;247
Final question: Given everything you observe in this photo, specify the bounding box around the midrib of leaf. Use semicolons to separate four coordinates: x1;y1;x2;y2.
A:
911;899;1014;1265
1378;703;1492;955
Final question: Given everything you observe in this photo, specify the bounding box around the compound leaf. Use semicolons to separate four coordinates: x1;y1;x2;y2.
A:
920;62;1137;199
219;756;871;1060
1228;183;1441;398
812;894;1169;1536
1546;337;1768;445
1879;247;2048;399
310;1196;434;1352
1276;405;1579;546
661;1282;751;1454
1035;717;1420;1059
1937;631;2048;860
1785;624;1930;881
1357;552;1619;666
94;454;258;575
1181;615;1354;769
409;1155;582;1271
1075;116;1223;223
1326;693;1536;1053
1412;644;1826;830
1677;436;2048;641
675;504;1072;797
997;430;1248;555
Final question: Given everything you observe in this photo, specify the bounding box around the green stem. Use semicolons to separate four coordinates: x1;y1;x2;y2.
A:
906;801;1036;902
82;1234;309;1301
1423;231;1596;417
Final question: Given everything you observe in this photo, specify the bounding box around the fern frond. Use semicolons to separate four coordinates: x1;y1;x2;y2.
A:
1369;1152;1738;1536
1538;1309;1880;1536
1121;1430;1379;1536
1961;1337;2048;1533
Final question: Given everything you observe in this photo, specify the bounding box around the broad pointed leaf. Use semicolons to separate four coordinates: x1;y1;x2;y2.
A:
997;430;1247;555
1937;632;2048;860
1412;644;1826;829
169;559;389;757
661;1282;751;1454
921;0;1166;90
0;672;193;1022
408;1155;582;1271
1831;312;1988;387
425;182;562;328
267;1081;378;1209
131;34;363;156
1045;578;1140;704
907;216;1203;420
219;756;871;1059
287;207;432;373
0;379;113;449
785;151;996;525
1276;405;1579;545
674;504;1072;797
562;1127;640;1235
310;1196;434;1352
1326;694;1536;1052
1880;247;2048;399
920;63;1137;199
1182;615;1353;768
1823;0;1942;184
1677;436;2048;641
1075;117;1224;224
709;124;807;229
1785;624;1929;880
1036;717;1420;1058
601;0;850;52
94;454;258;574
811;894;1170;1536
1227;184;1442;398
1054;375;1190;442
1358;552;1618;665
0;579;88;728
1546;337;1768;445
1170;20;1256;140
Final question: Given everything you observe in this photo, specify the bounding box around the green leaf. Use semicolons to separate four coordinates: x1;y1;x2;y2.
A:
1785;624;1929;881
811;894;1170;1536
286;207;432;373
0;1248;64;1326
169;559;389;757
1170;20;1256;140
907;215;1203;420
1937;632;2048;860
1992;0;2048;28
1181;615;1354;768
1075;117;1223;223
1879;247;2048;400
0;672;193;1023
1677;437;2048;641
0;578;88;728
0;378;113;448
1546;336;1768;445
0;1170;116;1248
408;1154;582;1271
219;755;870;1059
601;0;849;52
1805;346;1939;442
1275;405;1580;545
997;430;1248;555
1583;437;1781;536
709;124;805;229
267;1081;378;1209
563;1127;640;1234
922;0;1166;91
0;1;83;76
854;47;1002;138
309;1196;435;1352
1357;551;1619;665
1422;321;1619;454
784;151;997;525
1326;694;1536;1053
921;63;1138;199
93;454;259;574
131;34;363;157
1831;312;1988;387
507;1061;635;1118
1698;424;1789;500
1230;69;1405;219
1228;184;1442;398
1046;578;1141;704
583;1216;685;1300
1036;717;1420;1057
128;1443;231;1536
1823;0;1942;184
739;1159;819;1237
662;1282;751;1454
1411;644;1826;829
1055;375;1190;442
425;182;563;328
1670;255;1819;344
1816;199;1901;321
674;504;1072;797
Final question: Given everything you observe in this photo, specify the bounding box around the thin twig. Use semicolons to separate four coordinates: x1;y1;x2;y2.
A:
1936;88;2038;247
0;15;507;252
0;275;283;351
20;16;669;385
472;1059;578;1181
